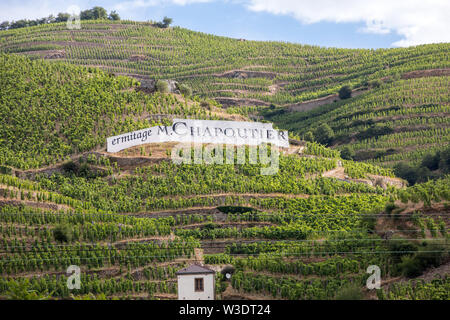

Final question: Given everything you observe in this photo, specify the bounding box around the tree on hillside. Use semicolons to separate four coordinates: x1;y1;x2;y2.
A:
338;85;352;99
394;162;418;185
108;11;121;21
1;6;121;31
9;19;28;29
0;21;9;30
314;123;334;146
55;13;70;22
81;6;108;20
156;17;173;28
162;16;173;28
92;6;108;19
79;10;90;20
421;153;440;171
393;146;450;185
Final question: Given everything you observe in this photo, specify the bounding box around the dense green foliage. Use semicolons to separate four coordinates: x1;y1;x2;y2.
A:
0;7;120;31
394;146;450;185
379;276;450;300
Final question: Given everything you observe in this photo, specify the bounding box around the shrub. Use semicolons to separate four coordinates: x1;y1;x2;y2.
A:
421;153;440;171
314;123;334;145
0;165;12;174
264;108;286;117
388;239;418;271
368;79;382;88
53;224;73;242
394;162;417;185
385;202;398;215
361;214;377;232
399;243;447;278
155;80;169;93
177;83;192;97
398;255;423;278
62;160;78;174
439;147;450;173
203;222;218;230
338;86;352;99
217;206;258;214
374;178;386;189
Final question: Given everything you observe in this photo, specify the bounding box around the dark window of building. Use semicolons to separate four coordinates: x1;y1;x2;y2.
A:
195;278;204;292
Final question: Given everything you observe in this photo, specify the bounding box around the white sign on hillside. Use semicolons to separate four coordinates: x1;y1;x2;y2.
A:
106;119;289;153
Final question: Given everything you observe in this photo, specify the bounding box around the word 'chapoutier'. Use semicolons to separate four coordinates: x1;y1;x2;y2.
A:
107;119;289;153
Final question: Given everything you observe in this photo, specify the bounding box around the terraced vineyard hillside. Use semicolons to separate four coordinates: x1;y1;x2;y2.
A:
265;75;450;167
1;20;449;108
0;53;240;170
0;24;449;300
1;20;448;169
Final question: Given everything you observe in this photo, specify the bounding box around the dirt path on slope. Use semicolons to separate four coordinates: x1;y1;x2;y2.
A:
287;88;367;112
401;68;450;79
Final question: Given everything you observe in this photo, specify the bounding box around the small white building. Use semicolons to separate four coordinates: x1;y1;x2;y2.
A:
176;264;216;300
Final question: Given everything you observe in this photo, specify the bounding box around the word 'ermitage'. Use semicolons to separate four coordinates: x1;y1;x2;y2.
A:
107;119;289;175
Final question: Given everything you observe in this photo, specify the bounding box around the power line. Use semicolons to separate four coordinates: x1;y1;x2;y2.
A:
1;237;448;250
2;211;450;217
1;250;449;264
0;241;449;255
1;227;448;251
